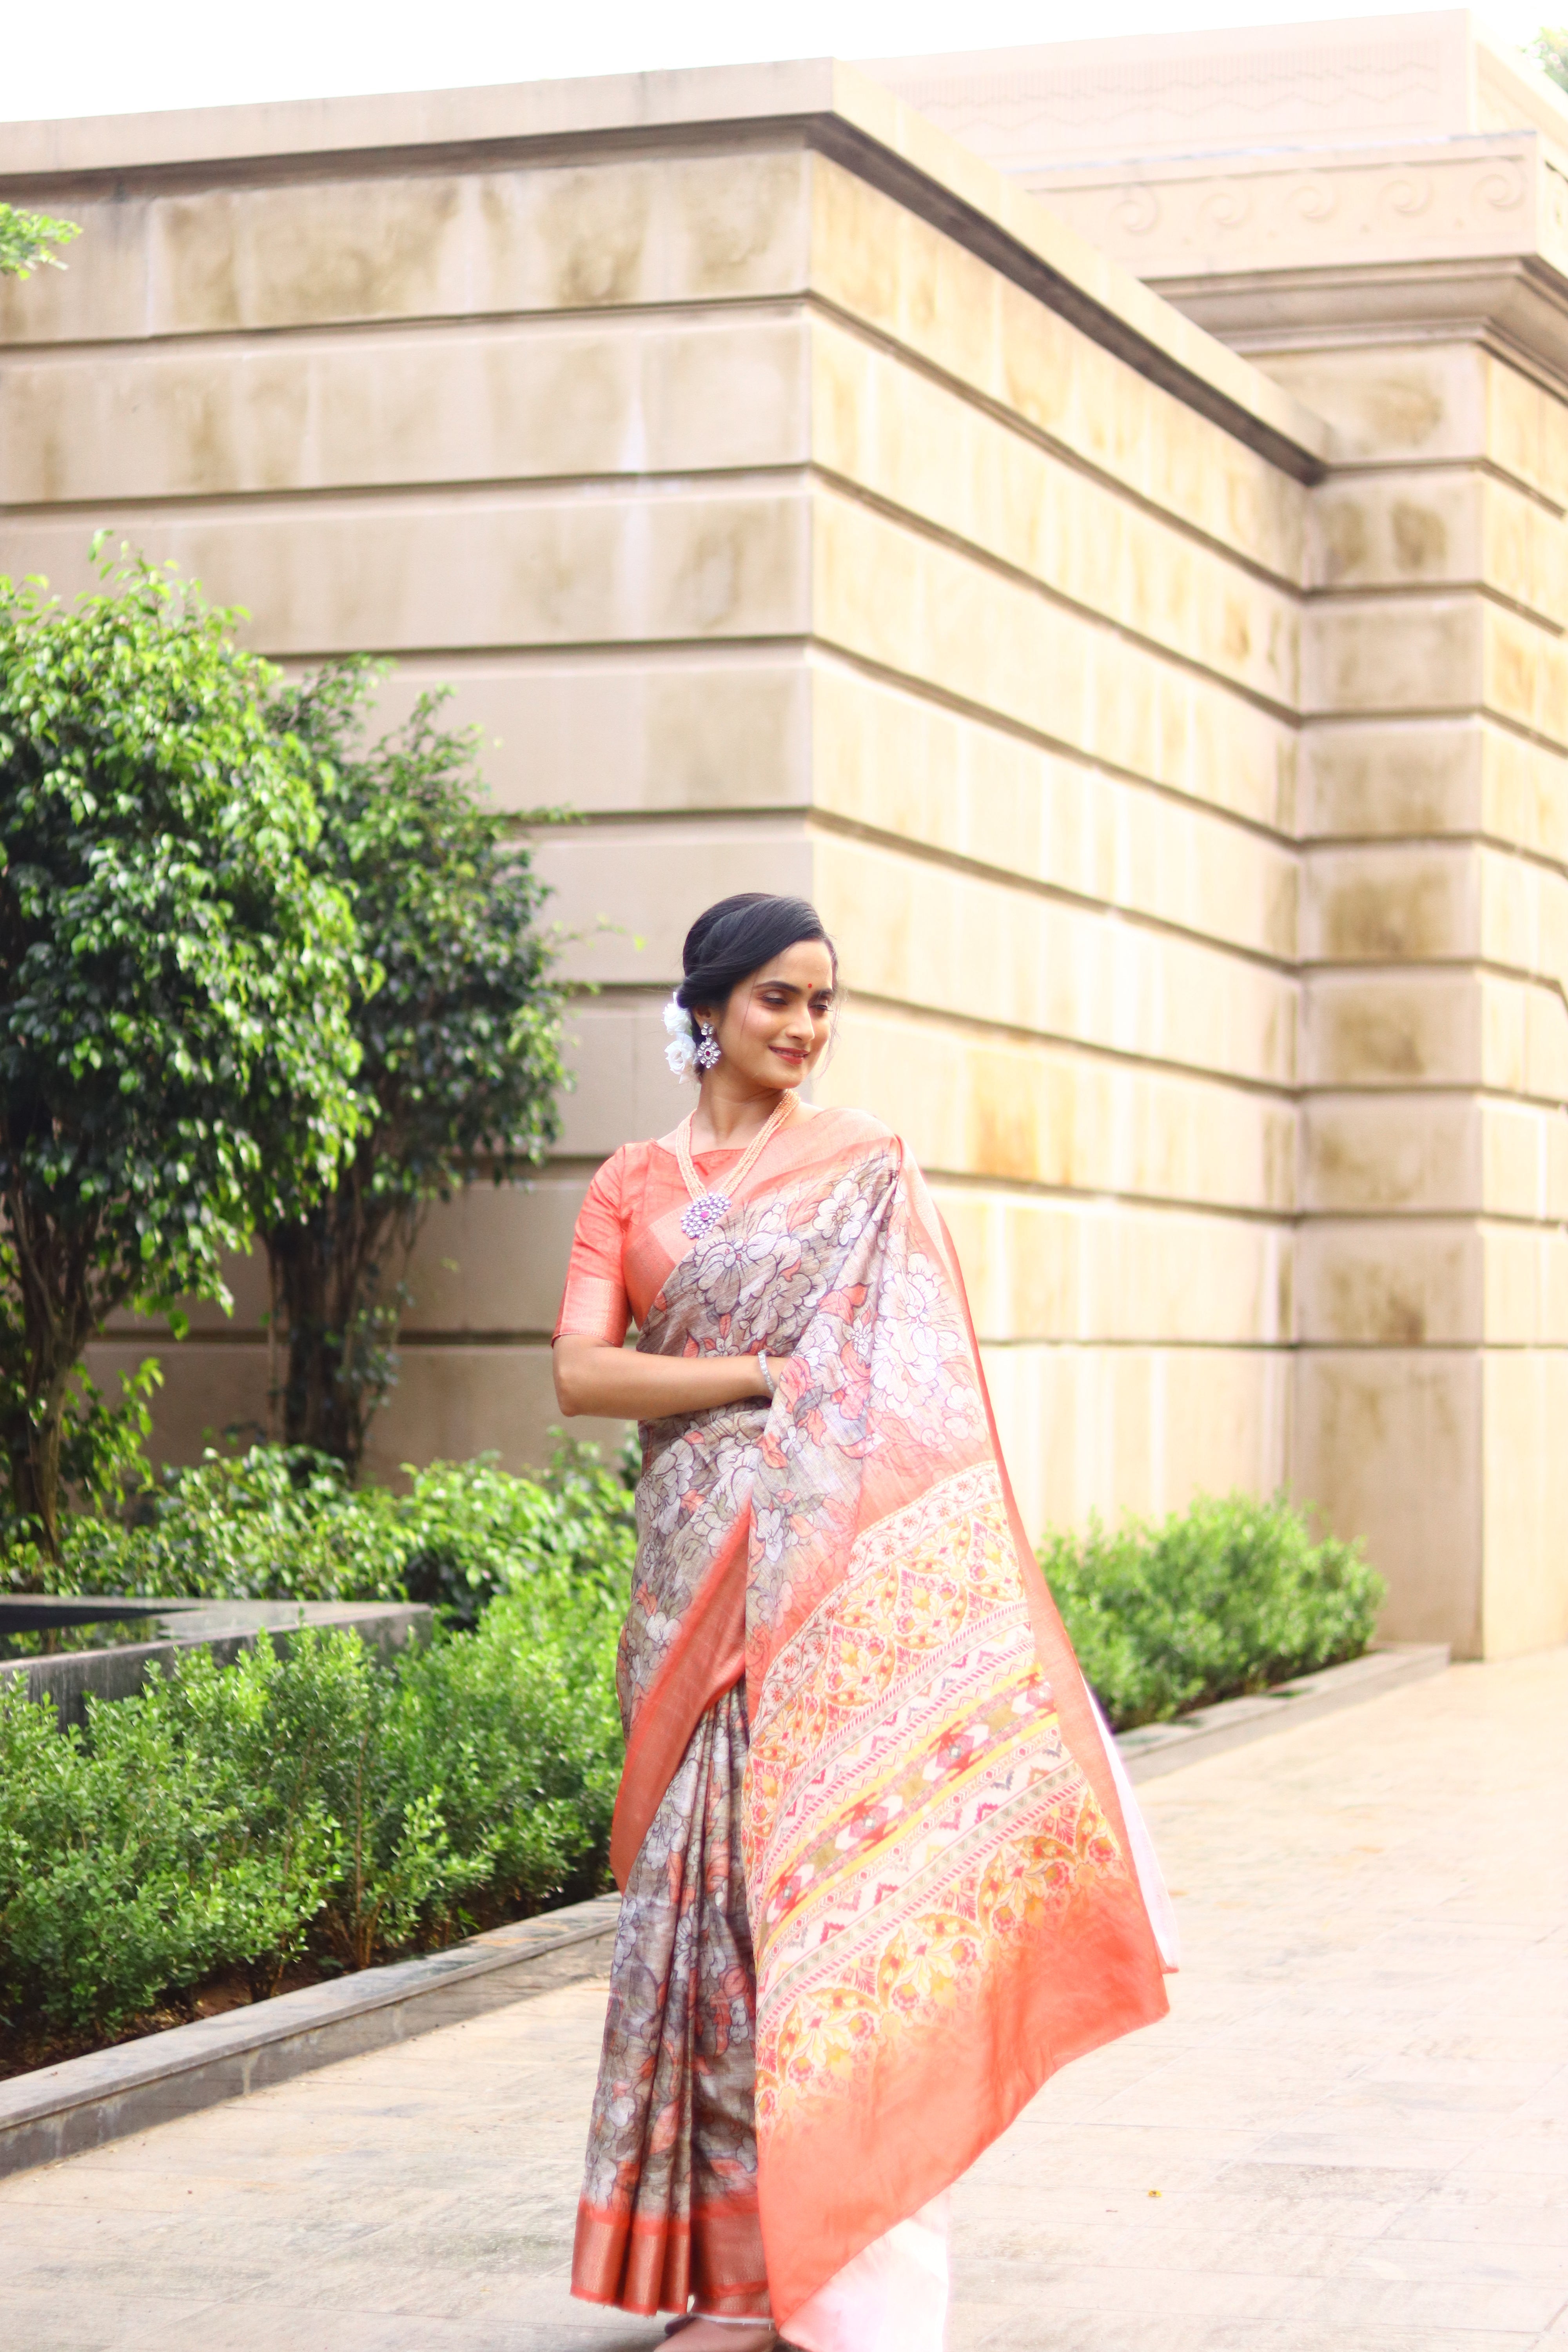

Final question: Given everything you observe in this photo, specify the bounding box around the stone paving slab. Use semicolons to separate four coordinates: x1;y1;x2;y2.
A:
1;1648;1564;2351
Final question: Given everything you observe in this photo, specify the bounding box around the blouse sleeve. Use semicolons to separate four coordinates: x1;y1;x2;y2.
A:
553;1149;632;1347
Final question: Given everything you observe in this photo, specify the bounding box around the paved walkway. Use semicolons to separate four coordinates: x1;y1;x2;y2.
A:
4;1649;1566;2352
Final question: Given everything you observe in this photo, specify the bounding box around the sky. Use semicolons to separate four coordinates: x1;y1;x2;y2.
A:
0;0;1559;125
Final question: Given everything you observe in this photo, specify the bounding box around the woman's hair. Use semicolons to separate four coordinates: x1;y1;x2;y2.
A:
675;893;837;1017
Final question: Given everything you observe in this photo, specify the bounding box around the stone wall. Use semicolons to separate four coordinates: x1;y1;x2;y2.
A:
873;14;1568;1658
3;47;1563;1655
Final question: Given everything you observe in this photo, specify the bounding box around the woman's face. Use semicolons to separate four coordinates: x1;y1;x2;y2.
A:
700;941;836;1093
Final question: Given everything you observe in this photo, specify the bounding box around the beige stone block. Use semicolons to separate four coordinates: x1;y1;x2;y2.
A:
983;1341;1291;1543
1308;469;1567;628
1293;1348;1482;1653
1481;723;1568;863
0;313;810;506
1479;972;1568;1100
1481;1349;1568;1656
810;657;1297;955
1305;596;1482;716
820;1004;1297;1210
1301;841;1477;962
530;814;813;987
1309;471;1481;593
811;831;1297;1087
1483;475;1568;628
1300;718;1483;840
359;649;812;821
96;1328;626;1484
1303;971;1480;1087
1303;1096;1479;1212
807;154;1306;582
552;997;730;1160
395;1178;591;1338
1480;841;1568;998
652;152;810;304
88;1323;626;1482
0;195;151;347
811;483;1291;820
101;1246;270;1339
935;1187;1292;1346
361;1341;626;1483
83;1338;270;1468
1525;979;1568;1099
1482;1221;1568;1344
152;176;473;336
1484;604;1568;745
1484;348;1568;510
1296;1219;1480;1345
1481;1096;1568;1219
809;313;1299;702
118;151;809;339
0;483;811;658
1257;342;1486;463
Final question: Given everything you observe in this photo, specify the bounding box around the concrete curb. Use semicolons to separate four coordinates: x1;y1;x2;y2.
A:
1116;1641;1452;1781
0;1642;1449;2181
0;1893;621;2181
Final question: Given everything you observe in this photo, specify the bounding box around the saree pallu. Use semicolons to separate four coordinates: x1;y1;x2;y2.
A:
567;1112;1170;2333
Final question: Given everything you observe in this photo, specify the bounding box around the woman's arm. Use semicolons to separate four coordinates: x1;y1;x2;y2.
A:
553;1334;780;1420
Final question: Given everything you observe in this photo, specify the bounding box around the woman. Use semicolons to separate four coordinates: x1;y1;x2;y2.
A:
554;893;1174;2352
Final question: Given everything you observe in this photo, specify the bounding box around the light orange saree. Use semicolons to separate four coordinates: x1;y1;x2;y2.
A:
562;1109;1169;2335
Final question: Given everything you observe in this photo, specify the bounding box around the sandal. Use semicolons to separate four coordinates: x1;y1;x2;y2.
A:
663;2322;778;2343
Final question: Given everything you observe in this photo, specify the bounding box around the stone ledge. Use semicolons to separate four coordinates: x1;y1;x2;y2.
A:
0;1597;433;1729
0;1892;621;2182
1116;1640;1452;1782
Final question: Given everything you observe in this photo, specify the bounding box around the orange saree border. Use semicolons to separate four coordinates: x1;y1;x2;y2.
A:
573;2195;770;2317
760;1872;1165;2325
608;1503;750;1889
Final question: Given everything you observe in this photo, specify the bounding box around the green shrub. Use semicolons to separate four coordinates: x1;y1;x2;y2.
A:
1044;1490;1384;1732
0;1568;626;2046
0;1642;339;2034
40;1444;407;1606
396;1445;637;1628
14;1441;637;1630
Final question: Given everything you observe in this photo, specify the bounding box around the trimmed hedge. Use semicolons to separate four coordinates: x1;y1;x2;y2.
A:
7;1441;637;1630
1044;1490;1385;1732
0;1570;623;2045
0;1448;632;2054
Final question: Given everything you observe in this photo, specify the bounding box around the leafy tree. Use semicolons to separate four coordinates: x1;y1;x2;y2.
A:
0;548;365;1557
0;205;79;278
1532;28;1568;90
262;663;566;1475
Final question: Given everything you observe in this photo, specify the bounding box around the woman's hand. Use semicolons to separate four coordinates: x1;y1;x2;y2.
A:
553;1335;782;1420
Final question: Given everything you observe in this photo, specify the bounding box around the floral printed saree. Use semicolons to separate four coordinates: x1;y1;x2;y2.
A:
557;1107;1171;2337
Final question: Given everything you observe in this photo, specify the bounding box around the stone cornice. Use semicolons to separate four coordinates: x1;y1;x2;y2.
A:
0;59;1330;483
1163;252;1568;401
1022;127;1568;394
1026;132;1568;283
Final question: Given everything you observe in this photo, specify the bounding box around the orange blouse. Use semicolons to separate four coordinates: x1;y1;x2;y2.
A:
553;1109;887;1347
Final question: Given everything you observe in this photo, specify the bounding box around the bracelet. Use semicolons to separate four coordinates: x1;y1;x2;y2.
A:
757;1350;777;1397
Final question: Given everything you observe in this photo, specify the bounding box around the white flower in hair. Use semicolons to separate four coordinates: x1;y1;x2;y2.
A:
663;993;697;1078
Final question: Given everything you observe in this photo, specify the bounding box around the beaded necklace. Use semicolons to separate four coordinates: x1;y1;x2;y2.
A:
673;1095;794;1240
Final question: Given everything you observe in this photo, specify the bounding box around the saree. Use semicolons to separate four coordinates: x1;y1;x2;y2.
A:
559;1108;1171;2336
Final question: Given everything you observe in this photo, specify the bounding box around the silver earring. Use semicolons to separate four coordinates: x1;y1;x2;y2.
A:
695;1023;721;1071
